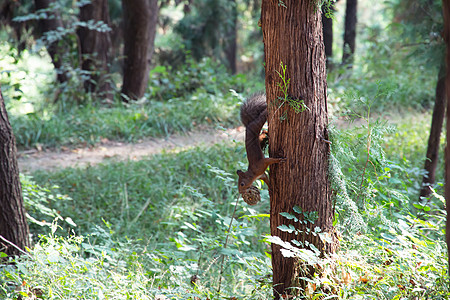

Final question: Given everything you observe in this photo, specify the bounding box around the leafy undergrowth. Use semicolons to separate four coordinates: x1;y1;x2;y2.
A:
2;113;447;299
0;214;447;299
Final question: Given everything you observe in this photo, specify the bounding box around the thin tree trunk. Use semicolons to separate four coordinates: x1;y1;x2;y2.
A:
419;66;446;200
0;86;30;257
77;0;113;101
322;2;335;69
261;1;337;298
121;0;158;102
224;0;237;74
34;0;68;84
342;0;357;66
442;0;450;273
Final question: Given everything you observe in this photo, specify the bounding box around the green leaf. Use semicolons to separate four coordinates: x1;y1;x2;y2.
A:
278;224;295;233
293;206;303;214
280;212;298;222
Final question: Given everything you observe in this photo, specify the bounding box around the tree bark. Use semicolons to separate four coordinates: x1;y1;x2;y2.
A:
77;0;113;101
121;0;159;102
0;86;30;257
419;66;446;200
442;0;450;274
342;0;357;66
261;1;337;298
34;0;68;84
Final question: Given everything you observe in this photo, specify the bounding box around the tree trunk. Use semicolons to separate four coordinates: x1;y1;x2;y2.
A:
121;0;159;102
322;2;335;69
77;0;113;101
224;0;237;74
442;0;450;274
342;0;357;66
261;1;337;298
1;0;27;52
0;86;30;257
34;0;68;84
419;66;446;200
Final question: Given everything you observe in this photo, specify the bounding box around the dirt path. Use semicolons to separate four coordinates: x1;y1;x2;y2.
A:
18;127;245;173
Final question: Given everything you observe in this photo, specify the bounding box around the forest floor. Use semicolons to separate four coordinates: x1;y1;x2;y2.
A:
18;127;245;173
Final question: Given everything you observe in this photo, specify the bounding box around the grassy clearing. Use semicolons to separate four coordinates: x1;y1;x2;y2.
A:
10;91;242;150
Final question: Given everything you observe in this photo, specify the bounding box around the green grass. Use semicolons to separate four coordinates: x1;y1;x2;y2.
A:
30;143;260;238
10;91;242;150
11;143;274;299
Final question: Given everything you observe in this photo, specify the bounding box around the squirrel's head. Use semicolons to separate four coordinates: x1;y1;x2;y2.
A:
236;169;251;193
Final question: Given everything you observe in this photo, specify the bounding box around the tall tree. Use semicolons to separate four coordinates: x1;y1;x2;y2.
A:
0;86;30;257
261;1;337;298
342;0;357;65
34;0;68;84
0;0;28;51
442;0;450;273
77;0;113;101
322;1;336;68
224;0;237;74
121;0;158;102
419;65;446;200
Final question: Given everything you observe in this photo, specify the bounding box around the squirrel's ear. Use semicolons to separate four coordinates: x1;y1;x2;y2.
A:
236;170;243;175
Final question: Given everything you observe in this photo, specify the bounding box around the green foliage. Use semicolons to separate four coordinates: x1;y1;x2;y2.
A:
12;143;275;299
21;174;75;237
149;55;247;100
328;87;439;235
327;0;441;116
0;42;54;114
273;61;309;120
2;43;252;150
272;213;449;299
173;0;235;62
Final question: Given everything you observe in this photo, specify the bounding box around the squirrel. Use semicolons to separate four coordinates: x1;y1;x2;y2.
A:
236;93;285;194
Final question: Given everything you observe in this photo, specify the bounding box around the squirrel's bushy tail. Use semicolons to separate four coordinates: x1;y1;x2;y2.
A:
240;93;267;127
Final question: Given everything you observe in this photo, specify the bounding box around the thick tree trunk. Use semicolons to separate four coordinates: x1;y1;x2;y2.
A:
419;67;446;200
77;0;113;101
442;0;450;273
342;0;357;66
261;1;337;298
0;86;30;257
121;0;158;102
34;0;68;84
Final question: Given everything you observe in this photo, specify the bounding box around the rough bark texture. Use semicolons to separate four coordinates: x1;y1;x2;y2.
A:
34;0;68;84
342;0;357;65
420;68;446;200
77;0;113;100
442;0;450;273
121;0;158;101
261;1;337;298
0;87;30;257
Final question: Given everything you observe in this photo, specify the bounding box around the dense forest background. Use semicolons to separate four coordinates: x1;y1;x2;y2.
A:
0;0;449;299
